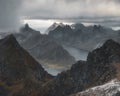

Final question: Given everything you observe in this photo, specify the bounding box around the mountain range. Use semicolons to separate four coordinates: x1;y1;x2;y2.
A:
14;24;75;71
48;23;120;51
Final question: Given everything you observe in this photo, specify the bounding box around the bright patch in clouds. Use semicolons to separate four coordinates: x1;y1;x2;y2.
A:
23;19;73;33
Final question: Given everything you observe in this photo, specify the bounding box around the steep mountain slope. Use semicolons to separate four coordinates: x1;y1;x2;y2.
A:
0;34;52;96
40;39;120;96
14;24;75;70
48;23;120;51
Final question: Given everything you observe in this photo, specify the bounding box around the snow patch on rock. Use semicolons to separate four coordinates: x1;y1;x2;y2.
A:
72;79;120;96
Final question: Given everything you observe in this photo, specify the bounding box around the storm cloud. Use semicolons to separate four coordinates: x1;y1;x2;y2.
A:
0;0;120;30
0;0;22;31
21;0;120;27
23;0;120;18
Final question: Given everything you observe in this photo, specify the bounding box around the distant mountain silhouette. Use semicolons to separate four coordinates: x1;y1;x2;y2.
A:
14;24;75;70
45;22;65;34
48;23;120;51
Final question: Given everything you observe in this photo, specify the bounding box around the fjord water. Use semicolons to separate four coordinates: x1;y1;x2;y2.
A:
62;45;88;61
43;45;89;75
44;48;89;76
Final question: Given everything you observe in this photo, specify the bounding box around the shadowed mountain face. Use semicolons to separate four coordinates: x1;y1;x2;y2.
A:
14;24;75;70
39;39;120;96
0;34;53;96
48;23;120;51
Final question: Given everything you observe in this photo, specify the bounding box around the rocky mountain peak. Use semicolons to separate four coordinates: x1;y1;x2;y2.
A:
87;39;120;64
20;23;35;32
0;34;53;83
1;34;17;43
50;24;72;34
0;34;20;49
102;39;120;48
45;22;66;34
0;34;54;95
25;23;29;28
71;23;85;30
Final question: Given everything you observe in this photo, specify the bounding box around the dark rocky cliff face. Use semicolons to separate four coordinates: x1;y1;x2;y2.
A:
86;39;120;86
0;34;53;96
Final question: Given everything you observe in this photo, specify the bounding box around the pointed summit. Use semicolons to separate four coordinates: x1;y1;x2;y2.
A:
0;34;20;49
20;23;35;32
25;23;29;29
103;39;120;48
1;34;17;43
87;39;120;65
0;34;53;95
71;23;85;30
45;22;66;34
0;34;52;83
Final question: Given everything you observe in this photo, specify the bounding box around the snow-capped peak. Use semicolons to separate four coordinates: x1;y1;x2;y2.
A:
45;22;65;34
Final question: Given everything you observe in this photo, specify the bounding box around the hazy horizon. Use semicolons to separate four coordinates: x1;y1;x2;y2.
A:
23;19;120;34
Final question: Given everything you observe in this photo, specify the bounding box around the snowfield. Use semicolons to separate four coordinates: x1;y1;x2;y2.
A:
71;79;120;96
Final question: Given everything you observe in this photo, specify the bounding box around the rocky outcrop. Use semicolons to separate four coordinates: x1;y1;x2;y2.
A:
70;79;120;96
0;34;53;96
45;22;65;34
86;39;120;86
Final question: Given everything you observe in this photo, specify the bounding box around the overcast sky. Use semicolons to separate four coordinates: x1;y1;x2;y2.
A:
23;0;120;18
0;0;120;31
